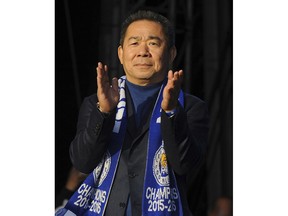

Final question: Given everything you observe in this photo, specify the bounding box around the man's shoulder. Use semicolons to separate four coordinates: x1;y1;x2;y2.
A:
78;94;98;111
82;93;98;103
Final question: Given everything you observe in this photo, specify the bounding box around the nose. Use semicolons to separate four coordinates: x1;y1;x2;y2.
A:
137;43;150;57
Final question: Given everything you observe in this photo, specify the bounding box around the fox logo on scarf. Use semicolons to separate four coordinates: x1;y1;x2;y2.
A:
93;152;111;187
153;144;169;186
55;76;184;216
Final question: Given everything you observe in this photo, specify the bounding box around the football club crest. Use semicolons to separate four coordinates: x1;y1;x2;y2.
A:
153;144;169;186
93;152;111;186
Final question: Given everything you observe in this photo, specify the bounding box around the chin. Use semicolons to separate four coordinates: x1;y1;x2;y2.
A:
134;71;154;78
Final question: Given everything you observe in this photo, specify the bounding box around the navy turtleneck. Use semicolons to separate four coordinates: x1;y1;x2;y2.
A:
125;79;162;128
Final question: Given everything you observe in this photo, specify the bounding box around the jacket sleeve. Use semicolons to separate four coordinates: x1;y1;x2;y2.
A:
161;94;209;175
69;94;117;174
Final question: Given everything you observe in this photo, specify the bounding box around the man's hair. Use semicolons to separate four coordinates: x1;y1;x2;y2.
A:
119;10;175;48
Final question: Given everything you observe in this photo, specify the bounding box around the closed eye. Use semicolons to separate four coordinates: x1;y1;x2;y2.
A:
149;42;158;46
129;42;138;46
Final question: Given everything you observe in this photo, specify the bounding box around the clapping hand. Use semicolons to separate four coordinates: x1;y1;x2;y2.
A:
96;62;119;113
161;70;184;112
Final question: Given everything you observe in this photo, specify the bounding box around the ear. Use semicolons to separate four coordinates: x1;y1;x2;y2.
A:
169;46;177;65
118;45;123;64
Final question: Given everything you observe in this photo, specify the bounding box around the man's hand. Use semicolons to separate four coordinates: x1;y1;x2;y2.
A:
161;70;184;112
96;62;119;113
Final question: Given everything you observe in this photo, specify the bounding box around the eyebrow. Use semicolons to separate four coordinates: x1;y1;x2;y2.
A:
128;36;163;42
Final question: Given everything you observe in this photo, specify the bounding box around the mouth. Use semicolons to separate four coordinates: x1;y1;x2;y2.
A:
134;63;153;67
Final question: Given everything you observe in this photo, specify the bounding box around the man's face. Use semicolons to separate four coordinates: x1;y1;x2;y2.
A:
118;20;176;86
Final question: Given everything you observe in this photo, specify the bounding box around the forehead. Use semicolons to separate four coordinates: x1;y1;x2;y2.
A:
124;20;165;40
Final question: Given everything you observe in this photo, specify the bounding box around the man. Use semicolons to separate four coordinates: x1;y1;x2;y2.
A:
57;10;209;216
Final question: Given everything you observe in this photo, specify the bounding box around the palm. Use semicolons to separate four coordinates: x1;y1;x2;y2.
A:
161;70;183;111
96;62;119;113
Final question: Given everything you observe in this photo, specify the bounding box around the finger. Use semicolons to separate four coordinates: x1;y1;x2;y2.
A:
97;62;109;82
173;70;183;85
103;64;109;81
178;70;184;82
173;71;179;80
96;62;104;78
98;62;103;68
167;70;173;80
98;62;104;71
97;62;110;93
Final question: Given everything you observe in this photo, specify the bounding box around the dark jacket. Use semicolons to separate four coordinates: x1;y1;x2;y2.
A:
69;90;209;216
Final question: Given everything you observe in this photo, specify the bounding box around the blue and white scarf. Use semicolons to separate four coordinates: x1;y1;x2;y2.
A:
56;76;184;216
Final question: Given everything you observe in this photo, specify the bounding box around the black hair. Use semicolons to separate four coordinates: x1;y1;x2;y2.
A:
119;10;175;48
